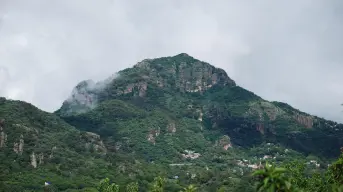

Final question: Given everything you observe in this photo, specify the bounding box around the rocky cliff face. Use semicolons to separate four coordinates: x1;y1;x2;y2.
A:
133;53;236;93
82;131;107;154
293;113;314;128
0;119;7;148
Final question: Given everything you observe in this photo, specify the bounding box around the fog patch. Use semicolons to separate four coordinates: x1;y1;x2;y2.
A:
64;73;119;113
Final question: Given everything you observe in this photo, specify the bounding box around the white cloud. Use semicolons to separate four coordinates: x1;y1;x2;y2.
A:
0;0;342;123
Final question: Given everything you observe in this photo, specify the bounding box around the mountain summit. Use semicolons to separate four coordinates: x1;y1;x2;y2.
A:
57;53;236;116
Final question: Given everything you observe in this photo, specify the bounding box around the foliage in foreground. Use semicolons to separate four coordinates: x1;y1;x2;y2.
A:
252;151;343;192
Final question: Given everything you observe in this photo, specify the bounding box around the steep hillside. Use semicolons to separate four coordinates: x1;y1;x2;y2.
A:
0;97;130;191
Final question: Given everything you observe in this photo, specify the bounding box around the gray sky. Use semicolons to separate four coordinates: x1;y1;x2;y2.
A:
0;0;342;122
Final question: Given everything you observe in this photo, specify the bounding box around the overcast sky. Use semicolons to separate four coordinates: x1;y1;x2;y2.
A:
0;0;342;122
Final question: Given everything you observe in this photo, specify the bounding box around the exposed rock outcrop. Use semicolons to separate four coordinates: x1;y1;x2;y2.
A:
30;152;37;168
69;80;97;106
0;126;7;148
196;109;203;121
122;82;148;97
256;123;265;134
83;132;107;154
177;61;234;93
38;153;44;165
294;113;314;128
147;128;160;144
216;135;232;150
13;134;24;154
167;122;176;133
0;119;4;128
246;101;285;121
0;119;6;148
49;146;57;159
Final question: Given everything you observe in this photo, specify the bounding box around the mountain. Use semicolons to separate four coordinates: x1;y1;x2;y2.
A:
57;53;343;158
1;53;343;191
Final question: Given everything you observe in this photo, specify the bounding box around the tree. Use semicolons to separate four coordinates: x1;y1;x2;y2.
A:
126;182;139;192
149;176;166;192
329;152;343;185
283;161;307;189
181;184;197;192
252;162;295;192
97;178;119;192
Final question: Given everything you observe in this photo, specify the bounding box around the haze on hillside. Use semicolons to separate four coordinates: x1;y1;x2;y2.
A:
0;0;342;122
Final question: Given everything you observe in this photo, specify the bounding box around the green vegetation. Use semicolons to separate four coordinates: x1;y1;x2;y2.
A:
81;153;343;192
253;163;293;192
251;152;343;192
1;53;343;191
